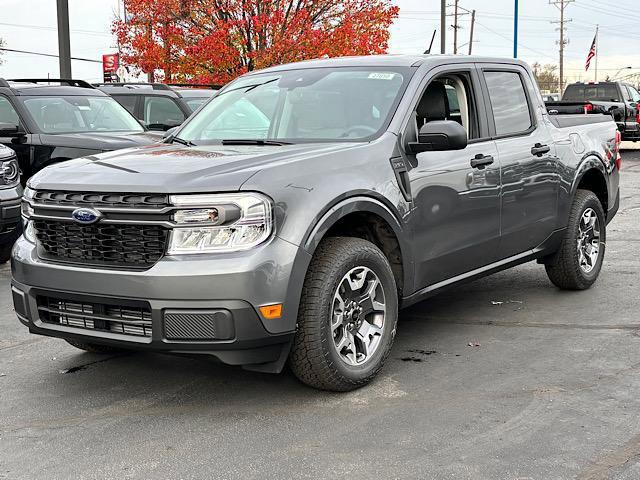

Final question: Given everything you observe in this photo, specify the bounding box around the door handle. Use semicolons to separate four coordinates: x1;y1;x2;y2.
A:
470;154;494;169
531;143;551;156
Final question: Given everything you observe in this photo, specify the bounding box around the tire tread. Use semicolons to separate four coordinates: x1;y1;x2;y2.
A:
545;189;605;290
289;237;397;391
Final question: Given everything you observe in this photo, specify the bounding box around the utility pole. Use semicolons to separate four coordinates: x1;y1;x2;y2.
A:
468;10;476;55
453;0;459;54
440;0;446;54
550;0;574;95
56;0;72;78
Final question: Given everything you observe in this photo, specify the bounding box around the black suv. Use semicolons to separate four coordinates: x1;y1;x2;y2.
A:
0;79;161;182
95;83;220;132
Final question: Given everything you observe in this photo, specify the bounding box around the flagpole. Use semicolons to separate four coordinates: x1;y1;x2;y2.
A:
595;25;599;82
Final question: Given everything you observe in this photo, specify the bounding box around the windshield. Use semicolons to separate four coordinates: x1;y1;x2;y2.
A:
563;84;620;102
176;67;410;144
21;96;144;134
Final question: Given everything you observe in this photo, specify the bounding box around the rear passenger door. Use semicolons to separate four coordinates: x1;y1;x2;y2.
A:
479;66;560;258
623;85;640;137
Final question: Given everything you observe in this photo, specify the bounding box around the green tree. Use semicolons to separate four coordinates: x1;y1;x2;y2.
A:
532;62;559;93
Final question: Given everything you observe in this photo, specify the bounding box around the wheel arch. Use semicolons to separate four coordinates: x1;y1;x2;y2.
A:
571;155;609;214
301;195;414;299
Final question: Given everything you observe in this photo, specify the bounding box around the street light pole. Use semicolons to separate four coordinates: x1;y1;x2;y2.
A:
56;0;72;78
612;66;632;80
513;0;519;58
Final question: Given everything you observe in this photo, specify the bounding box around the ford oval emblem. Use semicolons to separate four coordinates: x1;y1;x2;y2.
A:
71;208;102;225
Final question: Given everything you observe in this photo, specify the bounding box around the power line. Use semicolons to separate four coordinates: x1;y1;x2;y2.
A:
0;21;110;37
474;21;557;61
0;48;101;63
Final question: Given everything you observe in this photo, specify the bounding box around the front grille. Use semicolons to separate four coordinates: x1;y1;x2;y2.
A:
33;190;169;209
38;296;152;338
34;220;168;268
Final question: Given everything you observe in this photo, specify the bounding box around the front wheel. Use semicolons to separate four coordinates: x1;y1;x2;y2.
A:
289;237;398;391
545;189;606;290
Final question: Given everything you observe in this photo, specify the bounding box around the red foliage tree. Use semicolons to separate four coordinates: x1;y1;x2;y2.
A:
114;0;399;84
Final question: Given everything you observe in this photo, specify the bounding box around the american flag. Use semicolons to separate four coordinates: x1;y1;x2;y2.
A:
585;33;597;71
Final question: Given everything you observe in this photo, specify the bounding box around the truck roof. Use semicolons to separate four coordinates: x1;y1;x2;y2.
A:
252;54;532;74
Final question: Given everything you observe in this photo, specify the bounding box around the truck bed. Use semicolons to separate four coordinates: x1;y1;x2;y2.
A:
548;114;615;129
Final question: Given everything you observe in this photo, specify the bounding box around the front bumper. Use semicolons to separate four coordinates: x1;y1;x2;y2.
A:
11;235;311;370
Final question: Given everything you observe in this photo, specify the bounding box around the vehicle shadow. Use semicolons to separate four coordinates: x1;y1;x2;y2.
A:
40;264;555;414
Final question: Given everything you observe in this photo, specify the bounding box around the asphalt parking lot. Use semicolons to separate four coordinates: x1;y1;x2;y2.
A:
1;144;639;480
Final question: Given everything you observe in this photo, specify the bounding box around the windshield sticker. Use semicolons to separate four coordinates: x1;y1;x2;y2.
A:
368;72;396;80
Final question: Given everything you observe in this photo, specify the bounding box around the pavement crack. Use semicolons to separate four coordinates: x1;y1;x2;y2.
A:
58;352;131;374
577;433;640;480
402;315;640;332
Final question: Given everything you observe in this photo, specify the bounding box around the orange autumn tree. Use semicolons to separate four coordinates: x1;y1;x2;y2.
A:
114;0;399;84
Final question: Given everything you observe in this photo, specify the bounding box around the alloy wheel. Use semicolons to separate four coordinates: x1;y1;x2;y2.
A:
577;207;601;274
330;266;386;366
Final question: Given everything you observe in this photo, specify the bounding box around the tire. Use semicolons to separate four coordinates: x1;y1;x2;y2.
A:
545;189;606;290
65;339;125;354
289;237;398;392
0;243;12;264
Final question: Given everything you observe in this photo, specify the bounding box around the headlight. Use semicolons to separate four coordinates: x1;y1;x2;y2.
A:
0;158;20;187
167;193;273;254
23;220;36;243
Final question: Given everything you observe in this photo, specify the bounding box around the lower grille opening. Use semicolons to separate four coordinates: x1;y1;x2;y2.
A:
38;296;152;338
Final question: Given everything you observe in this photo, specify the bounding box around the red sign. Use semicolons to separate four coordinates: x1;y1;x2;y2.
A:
102;54;119;73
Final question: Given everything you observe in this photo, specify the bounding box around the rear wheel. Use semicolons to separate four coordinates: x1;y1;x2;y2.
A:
65;339;125;354
545;189;606;290
289;237;398;391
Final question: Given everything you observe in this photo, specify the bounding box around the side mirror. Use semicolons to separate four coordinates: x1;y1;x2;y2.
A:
0;123;23;138
410;120;467;153
163;126;179;140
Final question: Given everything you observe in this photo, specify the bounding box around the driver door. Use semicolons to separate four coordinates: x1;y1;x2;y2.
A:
404;66;501;288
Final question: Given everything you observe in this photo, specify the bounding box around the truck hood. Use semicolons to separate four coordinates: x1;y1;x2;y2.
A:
38;131;162;151
28;142;359;192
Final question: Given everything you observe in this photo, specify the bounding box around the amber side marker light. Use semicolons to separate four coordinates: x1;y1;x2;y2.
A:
259;304;283;319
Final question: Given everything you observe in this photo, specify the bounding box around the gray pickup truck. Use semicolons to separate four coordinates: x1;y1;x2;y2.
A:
12;55;620;391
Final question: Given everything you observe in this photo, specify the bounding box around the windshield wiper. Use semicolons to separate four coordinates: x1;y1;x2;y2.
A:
171;136;195;146
215;78;280;98
221;139;292;146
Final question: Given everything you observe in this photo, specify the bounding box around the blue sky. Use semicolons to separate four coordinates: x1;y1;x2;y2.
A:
0;0;637;85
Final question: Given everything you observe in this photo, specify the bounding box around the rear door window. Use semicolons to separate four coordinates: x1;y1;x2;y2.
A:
113;95;139;118
483;71;532;136
143;96;185;129
627;86;640;103
0;96;20;126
